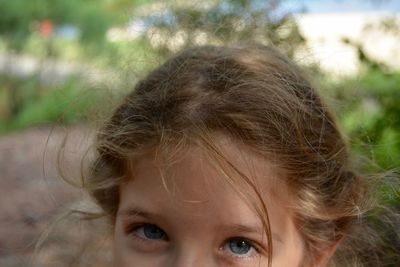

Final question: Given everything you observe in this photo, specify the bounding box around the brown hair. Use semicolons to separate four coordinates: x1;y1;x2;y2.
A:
85;44;392;266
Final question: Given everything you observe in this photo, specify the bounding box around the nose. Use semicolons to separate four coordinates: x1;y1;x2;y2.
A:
167;246;217;267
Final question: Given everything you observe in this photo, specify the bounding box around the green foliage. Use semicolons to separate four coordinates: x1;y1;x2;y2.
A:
0;0;143;51
0;77;108;134
135;0;305;57
323;67;400;206
98;39;162;73
327;69;400;171
0;0;46;50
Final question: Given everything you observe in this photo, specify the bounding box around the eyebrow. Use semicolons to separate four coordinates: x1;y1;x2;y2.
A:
224;224;283;243
117;206;283;243
225;223;262;234
117;206;159;220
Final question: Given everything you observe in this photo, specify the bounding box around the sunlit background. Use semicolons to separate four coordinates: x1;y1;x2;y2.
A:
0;1;399;266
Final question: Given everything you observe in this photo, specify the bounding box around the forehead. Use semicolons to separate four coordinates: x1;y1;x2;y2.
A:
119;138;293;226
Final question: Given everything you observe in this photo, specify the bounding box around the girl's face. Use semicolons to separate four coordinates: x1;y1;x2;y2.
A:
114;140;305;267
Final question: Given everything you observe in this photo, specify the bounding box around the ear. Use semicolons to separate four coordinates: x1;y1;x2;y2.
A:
310;241;342;267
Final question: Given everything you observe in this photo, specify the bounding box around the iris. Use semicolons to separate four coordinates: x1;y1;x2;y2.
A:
139;224;167;240
229;239;252;255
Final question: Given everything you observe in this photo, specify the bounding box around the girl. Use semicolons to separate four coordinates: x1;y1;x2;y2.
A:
83;45;398;266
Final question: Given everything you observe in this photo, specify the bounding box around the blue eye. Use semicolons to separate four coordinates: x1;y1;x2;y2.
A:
228;239;252;255
134;224;167;240
221;237;263;261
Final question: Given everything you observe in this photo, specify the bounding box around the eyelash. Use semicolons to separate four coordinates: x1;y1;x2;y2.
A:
222;237;261;259
125;223;168;241
124;223;264;260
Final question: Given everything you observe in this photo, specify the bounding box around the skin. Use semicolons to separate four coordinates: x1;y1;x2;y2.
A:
113;138;311;267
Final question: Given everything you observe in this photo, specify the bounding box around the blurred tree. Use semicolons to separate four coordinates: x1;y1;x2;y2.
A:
335;18;400;173
338;67;400;171
325;43;400;207
0;0;148;119
133;0;305;58
0;0;148;51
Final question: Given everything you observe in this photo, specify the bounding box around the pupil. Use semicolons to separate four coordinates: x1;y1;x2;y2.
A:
143;225;165;239
230;240;251;254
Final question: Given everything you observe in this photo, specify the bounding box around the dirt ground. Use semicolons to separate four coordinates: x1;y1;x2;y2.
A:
0;126;112;267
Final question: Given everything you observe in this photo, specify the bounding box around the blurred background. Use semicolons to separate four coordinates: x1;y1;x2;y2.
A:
0;0;399;266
